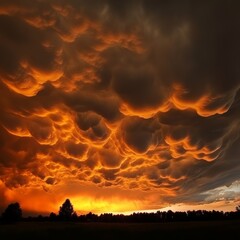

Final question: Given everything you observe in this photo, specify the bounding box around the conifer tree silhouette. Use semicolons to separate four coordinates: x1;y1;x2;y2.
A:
59;199;74;219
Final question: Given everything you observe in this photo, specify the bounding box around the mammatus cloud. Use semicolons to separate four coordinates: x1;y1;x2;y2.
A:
0;0;239;214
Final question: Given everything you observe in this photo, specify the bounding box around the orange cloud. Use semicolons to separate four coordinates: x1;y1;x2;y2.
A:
0;0;239;216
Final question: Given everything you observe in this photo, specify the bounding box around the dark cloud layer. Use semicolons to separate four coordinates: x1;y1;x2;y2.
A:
0;0;239;213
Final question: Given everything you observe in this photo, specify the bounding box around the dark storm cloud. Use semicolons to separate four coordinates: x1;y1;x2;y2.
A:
0;14;58;71
45;177;56;185
65;142;88;158
0;11;62;96
120;116;160;153
0;0;239;211
65;89;122;122
112;60;166;109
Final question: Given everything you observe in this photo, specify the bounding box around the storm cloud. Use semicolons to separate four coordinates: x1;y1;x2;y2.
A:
0;0;239;214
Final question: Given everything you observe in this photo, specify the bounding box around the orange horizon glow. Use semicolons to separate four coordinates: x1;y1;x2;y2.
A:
1;179;239;216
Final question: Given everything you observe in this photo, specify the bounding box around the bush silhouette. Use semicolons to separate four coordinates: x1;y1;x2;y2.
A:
2;202;22;222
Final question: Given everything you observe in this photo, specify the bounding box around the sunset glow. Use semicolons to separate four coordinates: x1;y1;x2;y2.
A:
0;0;239;216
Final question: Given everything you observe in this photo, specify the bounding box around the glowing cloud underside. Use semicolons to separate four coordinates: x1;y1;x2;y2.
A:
0;0;239;215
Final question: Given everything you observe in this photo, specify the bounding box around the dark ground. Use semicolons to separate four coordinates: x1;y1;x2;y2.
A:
0;220;239;239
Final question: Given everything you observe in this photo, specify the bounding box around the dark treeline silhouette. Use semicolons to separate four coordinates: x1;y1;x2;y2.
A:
1;200;240;223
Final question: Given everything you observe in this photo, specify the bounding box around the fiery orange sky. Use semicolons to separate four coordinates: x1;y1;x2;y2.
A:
0;0;240;216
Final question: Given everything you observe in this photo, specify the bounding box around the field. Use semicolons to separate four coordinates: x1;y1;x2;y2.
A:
0;220;239;239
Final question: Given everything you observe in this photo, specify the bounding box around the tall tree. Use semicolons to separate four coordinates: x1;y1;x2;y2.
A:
59;199;74;219
2;202;22;222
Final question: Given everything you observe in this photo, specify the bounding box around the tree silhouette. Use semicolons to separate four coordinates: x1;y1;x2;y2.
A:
59;199;74;219
49;212;57;221
2;202;22;222
236;205;240;212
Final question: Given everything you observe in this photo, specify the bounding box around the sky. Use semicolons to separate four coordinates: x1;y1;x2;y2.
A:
0;0;240;216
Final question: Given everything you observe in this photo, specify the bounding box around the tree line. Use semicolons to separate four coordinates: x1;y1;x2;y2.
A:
1;199;240;223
